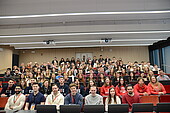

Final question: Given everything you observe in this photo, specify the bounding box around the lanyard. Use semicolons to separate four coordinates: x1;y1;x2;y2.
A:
14;93;21;103
52;94;58;102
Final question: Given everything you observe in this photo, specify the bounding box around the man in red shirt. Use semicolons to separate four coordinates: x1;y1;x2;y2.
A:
122;84;140;111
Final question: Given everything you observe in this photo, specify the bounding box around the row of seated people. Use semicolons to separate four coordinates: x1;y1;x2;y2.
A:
2;79;168;112
0;73;168;99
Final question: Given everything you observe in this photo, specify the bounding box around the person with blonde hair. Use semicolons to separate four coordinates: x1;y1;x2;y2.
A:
148;75;166;95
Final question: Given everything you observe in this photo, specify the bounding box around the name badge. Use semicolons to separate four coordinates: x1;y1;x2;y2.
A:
29;90;33;93
6;90;11;94
30;104;35;110
22;90;25;94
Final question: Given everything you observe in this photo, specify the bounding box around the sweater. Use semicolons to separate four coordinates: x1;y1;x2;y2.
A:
148;83;166;95
85;94;103;105
100;85;114;96
5;93;26;110
122;93;140;111
115;85;126;97
45;92;64;110
134;84;150;96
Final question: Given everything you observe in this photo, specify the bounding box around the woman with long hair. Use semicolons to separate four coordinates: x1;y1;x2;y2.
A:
100;77;114;96
85;80;99;96
148;75;166;95
115;77;127;97
105;87;121;111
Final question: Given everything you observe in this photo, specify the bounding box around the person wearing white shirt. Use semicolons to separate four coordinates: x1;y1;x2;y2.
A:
45;84;64;110
5;85;26;110
105;87;121;111
85;86;103;105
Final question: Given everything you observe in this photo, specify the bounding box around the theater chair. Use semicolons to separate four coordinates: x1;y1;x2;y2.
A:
132;103;153;113
159;95;170;103
0;97;8;110
140;95;159;106
156;103;170;113
108;104;129;113
60;105;81;113
84;105;104;113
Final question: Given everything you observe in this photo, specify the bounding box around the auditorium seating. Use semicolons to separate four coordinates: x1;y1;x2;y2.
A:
60;105;81;113
140;95;159;106
108;104;129;113
163;85;170;94
84;105;104;113
0;97;8;110
159;95;170;103
132;103;153;113
156;103;170;113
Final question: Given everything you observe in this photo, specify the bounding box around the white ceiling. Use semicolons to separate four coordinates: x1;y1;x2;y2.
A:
0;0;170;49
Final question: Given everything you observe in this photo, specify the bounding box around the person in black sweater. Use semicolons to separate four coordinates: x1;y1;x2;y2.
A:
0;79;16;97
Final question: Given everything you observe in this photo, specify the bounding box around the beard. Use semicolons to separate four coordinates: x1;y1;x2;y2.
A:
128;91;133;95
15;91;21;94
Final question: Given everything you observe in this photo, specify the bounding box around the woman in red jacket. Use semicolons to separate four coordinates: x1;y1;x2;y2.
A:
134;77;150;96
148;75;166;95
100;77;114;96
115;77;127;98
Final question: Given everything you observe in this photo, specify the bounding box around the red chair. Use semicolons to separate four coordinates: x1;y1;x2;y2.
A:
163;85;170;94
140;95;159;106
0;97;9;109
159;95;170;103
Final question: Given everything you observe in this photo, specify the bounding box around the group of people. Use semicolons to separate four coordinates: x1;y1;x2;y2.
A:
1;55;170;111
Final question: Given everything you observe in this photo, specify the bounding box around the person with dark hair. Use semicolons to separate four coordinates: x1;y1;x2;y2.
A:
85;86;103;105
148;75;166;95
45;84;64;110
64;83;83;107
0;79;16;97
24;82;45;110
57;77;69;96
40;80;51;97
74;78;85;97
115;77;127;97
25;78;36;95
122;84;140;112
105;87;121;111
157;70;170;81
100;77;114;96
134;77;150;96
85;80;99;96
5;85;26;110
20;80;27;94
52;57;58;65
